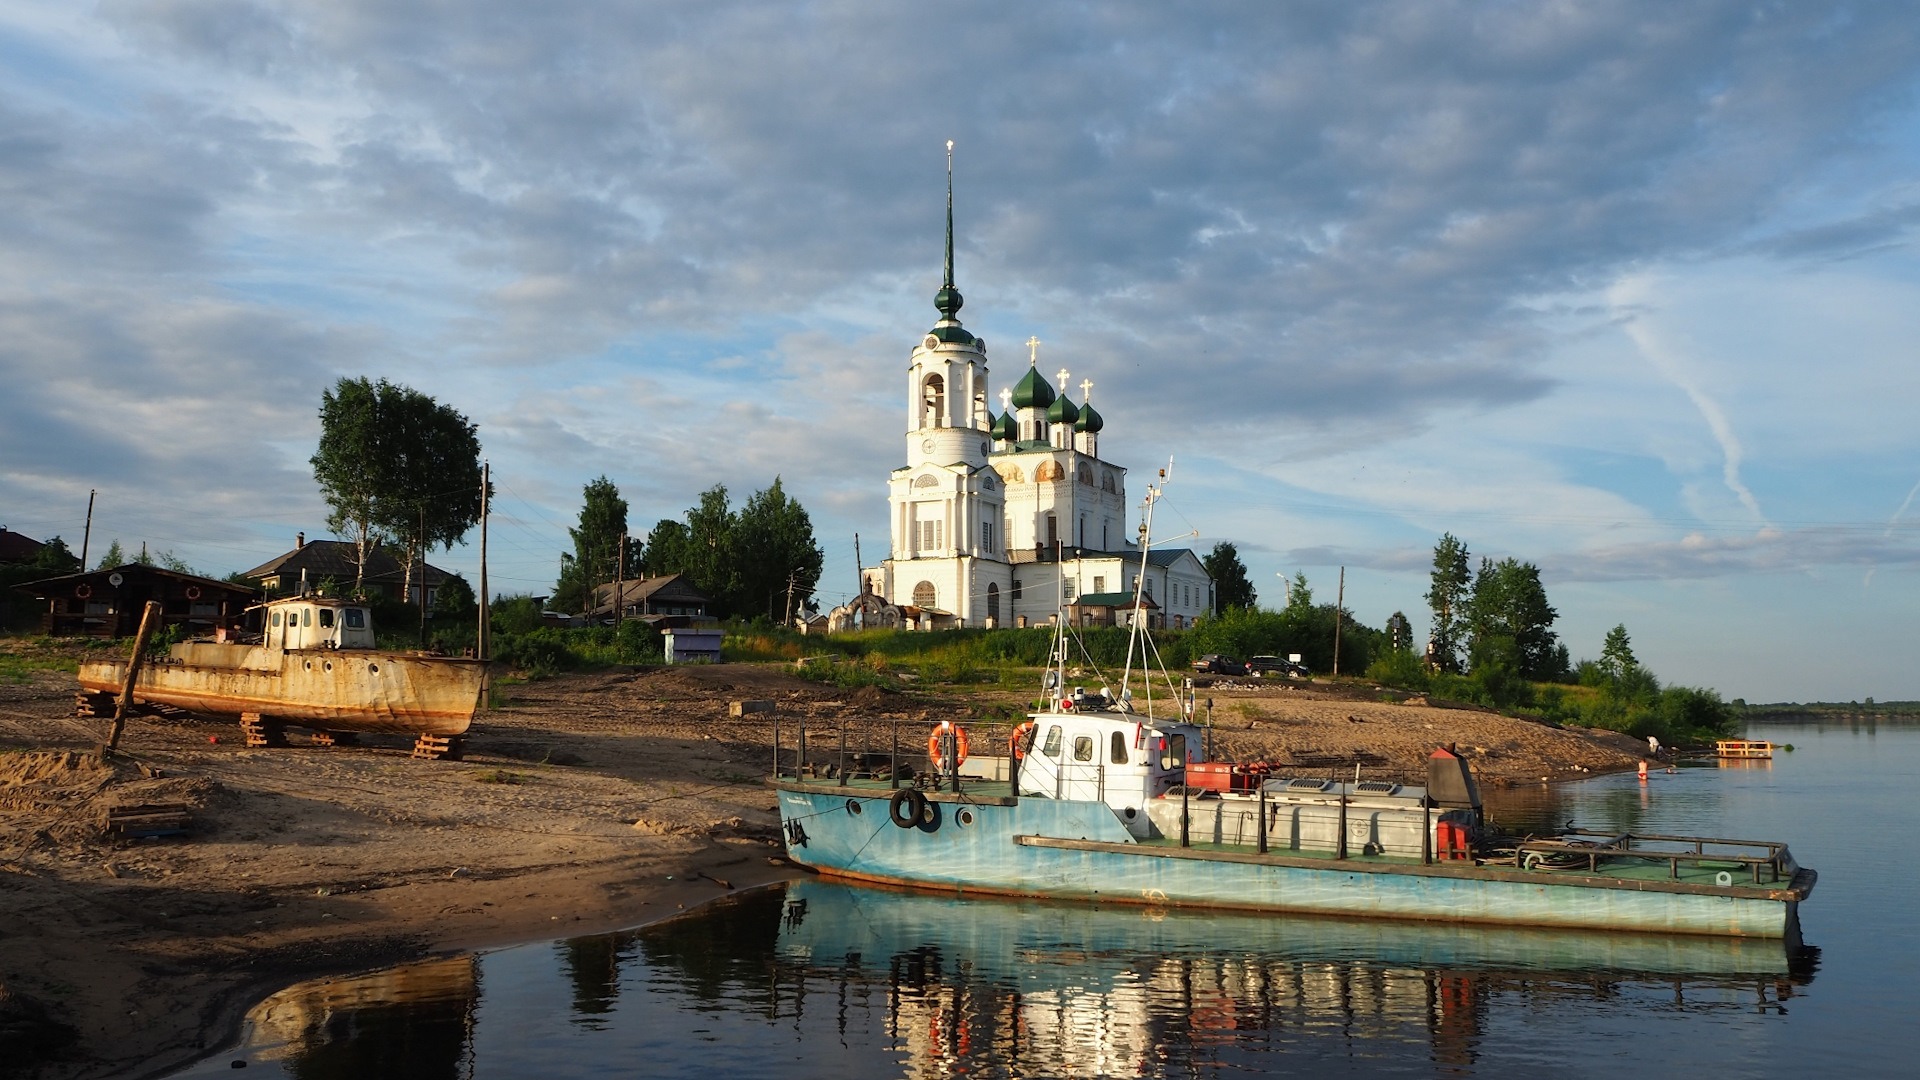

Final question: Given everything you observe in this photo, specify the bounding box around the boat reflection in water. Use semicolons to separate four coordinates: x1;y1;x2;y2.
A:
171;880;1818;1079
768;878;1817;1076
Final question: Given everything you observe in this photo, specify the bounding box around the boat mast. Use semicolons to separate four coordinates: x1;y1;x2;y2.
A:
1120;460;1172;705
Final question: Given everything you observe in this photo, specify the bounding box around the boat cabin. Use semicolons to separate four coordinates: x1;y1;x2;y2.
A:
263;596;375;650
1018;706;1204;838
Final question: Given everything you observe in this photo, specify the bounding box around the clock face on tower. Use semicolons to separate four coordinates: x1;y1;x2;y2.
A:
922;438;935;452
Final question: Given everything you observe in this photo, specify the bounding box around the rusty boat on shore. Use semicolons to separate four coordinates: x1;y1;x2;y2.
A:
78;595;486;758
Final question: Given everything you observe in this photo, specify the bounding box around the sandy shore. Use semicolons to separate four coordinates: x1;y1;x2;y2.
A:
0;660;1650;1078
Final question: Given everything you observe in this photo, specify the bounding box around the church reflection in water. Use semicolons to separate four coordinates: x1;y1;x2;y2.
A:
220;879;1815;1079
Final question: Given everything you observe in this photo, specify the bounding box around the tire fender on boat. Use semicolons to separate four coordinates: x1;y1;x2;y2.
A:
889;787;927;829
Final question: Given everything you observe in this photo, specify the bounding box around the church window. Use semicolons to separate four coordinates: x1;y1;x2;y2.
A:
987;583;1000;622
917;519;942;551
913;581;936;608
1078;514;1086;548
914;473;939;488
1011;579;1023;601
922;374;945;428
1063;576;1076;601
1077;462;1094;486
1103;471;1116;492
1046;515;1058;546
981;514;995;553
982;475;995;491
1102;521;1108;549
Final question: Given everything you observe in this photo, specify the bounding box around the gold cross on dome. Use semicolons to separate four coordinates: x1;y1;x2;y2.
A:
1056;367;1070;392
1026;336;1041;364
999;387;1012;411
1080;377;1093;402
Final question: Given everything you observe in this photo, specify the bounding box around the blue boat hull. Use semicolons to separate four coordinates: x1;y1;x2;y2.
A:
775;784;1811;939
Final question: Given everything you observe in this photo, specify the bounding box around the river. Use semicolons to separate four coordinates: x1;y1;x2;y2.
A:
166;721;1917;1077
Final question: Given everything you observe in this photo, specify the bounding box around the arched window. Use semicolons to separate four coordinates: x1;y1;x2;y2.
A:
921;374;945;428
1077;462;1094;486
987;583;1000;622
912;581;937;608
914;473;939;488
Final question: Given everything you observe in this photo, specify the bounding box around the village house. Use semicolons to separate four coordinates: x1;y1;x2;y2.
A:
243;533;452;605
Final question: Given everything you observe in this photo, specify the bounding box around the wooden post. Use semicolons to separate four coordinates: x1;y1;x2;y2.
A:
104;601;163;753
1332;565;1345;677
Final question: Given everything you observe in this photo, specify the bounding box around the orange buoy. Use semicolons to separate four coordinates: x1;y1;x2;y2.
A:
1010;721;1036;759
928;722;970;771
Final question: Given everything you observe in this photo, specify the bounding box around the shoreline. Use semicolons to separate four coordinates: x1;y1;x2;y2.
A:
0;660;1651;1079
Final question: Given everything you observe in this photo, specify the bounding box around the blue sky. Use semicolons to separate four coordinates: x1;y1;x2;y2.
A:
3;2;1918;702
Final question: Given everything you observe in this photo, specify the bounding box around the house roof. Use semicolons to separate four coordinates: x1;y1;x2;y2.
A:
1072;592;1159;609
0;527;46;563
586;573;710;616
244;539;450;589
11;563;257;599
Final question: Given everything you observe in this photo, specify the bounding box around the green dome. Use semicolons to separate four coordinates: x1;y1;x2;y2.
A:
929;323;975;345
934;284;964;319
1011;365;1055;410
992;410;1017;441
1046;393;1079;425
1075;402;1104;433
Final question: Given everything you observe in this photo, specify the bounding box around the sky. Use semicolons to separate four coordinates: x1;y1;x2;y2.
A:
3;1;1918;703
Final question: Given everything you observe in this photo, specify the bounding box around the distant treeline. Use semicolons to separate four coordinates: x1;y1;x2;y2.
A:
1742;700;1920;723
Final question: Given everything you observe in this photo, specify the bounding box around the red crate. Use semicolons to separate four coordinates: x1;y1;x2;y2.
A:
1187;762;1234;792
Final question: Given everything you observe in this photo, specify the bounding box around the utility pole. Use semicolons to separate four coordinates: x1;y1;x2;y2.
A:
784;569;798;627
417;504;428;648
1332;565;1345;677
80;489;96;569
478;461;490;662
614;532;626;631
853;533;863;597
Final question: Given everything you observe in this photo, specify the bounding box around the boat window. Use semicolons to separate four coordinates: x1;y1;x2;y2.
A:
1042;725;1063;759
1073;736;1094;762
1110;731;1129;765
319;609;335;628
345;609;366;629
302;608;313;627
1160;733;1187;770
270;611;281;627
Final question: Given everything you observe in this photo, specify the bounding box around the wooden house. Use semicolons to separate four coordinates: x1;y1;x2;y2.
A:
14;564;257;638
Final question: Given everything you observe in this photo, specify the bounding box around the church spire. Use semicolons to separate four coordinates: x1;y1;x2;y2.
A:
934;140;964;320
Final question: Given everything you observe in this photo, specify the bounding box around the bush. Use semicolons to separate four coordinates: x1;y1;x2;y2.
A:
1365;648;1430;693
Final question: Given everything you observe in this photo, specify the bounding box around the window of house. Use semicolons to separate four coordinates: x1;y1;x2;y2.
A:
1110;731;1129;765
1043;725;1063;759
1073;736;1094;762
1093;576;1105;593
1063;577;1076;601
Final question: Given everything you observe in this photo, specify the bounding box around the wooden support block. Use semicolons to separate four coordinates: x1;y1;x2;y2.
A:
411;734;465;761
240;713;288;749
729;700;775;717
311;731;361;748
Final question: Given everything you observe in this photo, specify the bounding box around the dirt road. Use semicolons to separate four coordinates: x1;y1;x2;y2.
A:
0;661;1647;1078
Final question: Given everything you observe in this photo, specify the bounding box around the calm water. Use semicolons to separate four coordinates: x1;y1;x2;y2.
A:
170;722;1918;1078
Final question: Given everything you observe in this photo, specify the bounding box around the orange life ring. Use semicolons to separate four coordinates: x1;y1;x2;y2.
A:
184;585;202;600
74;583;92;600
1010;721;1036;759
927;722;969;770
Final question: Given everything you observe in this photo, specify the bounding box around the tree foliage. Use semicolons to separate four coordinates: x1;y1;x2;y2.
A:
310;377;487;589
733;477;824;622
640;480;822;620
1465;556;1561;680
1424;533;1471;673
554;476;636;614
1201;541;1256;613
95;539;125;570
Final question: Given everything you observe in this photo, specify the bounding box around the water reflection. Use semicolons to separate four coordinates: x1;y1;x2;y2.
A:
185;880;1818;1079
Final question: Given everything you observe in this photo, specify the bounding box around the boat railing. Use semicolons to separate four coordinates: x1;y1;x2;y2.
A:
1715;739;1774;759
770;715;1036;797
1514;828;1792;884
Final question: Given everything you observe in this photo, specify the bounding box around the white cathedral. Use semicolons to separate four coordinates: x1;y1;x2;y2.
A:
852;152;1212;632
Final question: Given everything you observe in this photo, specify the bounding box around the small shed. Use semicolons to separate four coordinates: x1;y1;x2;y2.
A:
663;628;723;664
13;564;257;638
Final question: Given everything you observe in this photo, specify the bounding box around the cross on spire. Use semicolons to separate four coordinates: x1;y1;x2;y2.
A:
1080;377;1094;402
999;387;1012;411
1026;336;1041;365
1056;367;1071;392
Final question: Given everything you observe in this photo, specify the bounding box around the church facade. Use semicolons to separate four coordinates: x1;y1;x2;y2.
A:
863;153;1211;630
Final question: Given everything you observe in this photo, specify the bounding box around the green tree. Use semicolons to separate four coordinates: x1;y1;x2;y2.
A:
1600;624;1637;680
682;485;740;615
1425;534;1471;673
1202;541;1257;613
33;536;80;574
554;476;634;614
433;573;478;622
1465;557;1559;679
733;477;824;622
310;376;487;591
95;539;125;570
641;519;691;578
1282;571;1312;613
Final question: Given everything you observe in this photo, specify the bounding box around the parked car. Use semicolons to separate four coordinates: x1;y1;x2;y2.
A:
1191;654;1250;676
1249;655;1310;678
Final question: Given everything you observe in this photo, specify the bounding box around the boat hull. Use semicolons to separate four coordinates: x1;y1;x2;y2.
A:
78;644;485;735
775;783;1812;939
